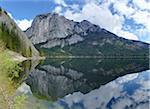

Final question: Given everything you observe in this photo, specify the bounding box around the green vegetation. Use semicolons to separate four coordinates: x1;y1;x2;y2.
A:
0;22;34;57
0;23;21;52
13;95;27;109
0;41;27;109
36;44;71;57
38;41;149;58
36;33;149;58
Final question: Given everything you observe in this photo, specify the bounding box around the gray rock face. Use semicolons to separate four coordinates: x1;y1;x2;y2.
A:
25;13;101;48
0;8;39;57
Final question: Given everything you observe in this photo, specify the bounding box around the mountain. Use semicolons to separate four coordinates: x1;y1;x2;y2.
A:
0;8;39;57
25;13;149;57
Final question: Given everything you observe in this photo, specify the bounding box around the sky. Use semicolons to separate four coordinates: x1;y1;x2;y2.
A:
0;0;149;43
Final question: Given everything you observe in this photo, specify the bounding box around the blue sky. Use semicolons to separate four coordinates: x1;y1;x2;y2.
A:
0;0;56;20
0;0;149;43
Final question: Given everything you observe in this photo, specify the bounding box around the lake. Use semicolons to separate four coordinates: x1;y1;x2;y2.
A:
1;58;150;109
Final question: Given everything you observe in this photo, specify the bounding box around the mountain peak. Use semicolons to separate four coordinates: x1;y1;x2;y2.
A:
26;12;102;46
36;12;61;19
81;20;91;25
26;13;100;45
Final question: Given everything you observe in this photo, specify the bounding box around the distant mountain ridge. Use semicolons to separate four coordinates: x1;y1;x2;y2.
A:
25;12;149;57
0;8;39;57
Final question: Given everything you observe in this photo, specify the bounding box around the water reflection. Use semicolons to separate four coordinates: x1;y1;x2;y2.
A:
17;69;150;109
52;70;150;109
23;58;149;101
12;60;40;86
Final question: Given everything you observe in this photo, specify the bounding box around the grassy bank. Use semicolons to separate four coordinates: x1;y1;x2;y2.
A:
0;42;26;109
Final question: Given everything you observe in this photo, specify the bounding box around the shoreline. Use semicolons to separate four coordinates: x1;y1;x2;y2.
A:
46;55;149;59
7;50;45;62
13;56;46;62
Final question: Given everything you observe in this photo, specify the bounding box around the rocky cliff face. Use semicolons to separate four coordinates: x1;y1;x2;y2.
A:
0;8;39;57
25;13;101;48
25;12;149;56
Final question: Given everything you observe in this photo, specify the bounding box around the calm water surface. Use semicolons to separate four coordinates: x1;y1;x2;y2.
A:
14;58;150;109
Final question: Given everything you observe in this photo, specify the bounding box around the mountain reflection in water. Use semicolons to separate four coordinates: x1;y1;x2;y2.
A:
16;58;149;109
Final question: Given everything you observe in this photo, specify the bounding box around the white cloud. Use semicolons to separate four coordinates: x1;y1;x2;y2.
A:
114;27;138;40
65;3;122;31
112;0;150;32
132;0;150;10
135;28;150;43
131;10;150;31
64;2;138;41
54;0;67;7
70;4;80;11
110;0;150;43
7;12;33;31
53;6;62;13
64;10;81;21
15;19;33;31
113;1;135;17
117;73;139;84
